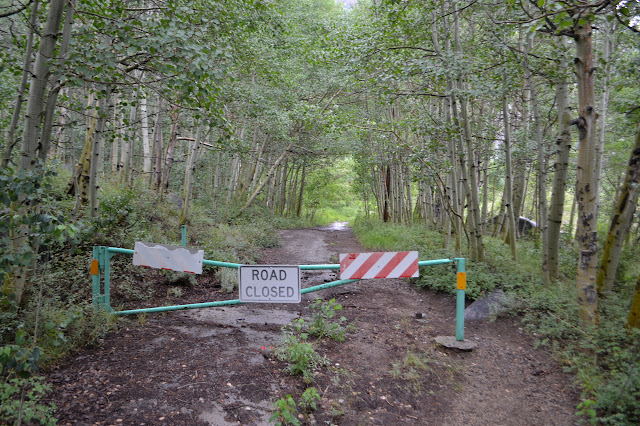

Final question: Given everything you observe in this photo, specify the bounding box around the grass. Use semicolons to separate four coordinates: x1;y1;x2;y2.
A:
353;217;546;300
389;348;460;394
309;205;361;226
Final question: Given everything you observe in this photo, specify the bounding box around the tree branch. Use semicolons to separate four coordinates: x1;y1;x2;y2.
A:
0;0;31;18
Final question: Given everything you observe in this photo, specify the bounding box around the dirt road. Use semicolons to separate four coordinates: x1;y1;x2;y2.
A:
47;224;579;425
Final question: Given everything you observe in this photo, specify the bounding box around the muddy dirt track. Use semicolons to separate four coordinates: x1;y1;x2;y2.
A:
46;224;580;425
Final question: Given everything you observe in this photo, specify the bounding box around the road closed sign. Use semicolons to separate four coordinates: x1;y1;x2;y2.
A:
238;265;301;303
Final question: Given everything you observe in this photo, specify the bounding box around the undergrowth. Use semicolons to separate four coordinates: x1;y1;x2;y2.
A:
0;167;301;423
352;217;640;424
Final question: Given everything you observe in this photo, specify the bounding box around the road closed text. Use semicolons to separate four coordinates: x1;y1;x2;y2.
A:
245;285;296;299
238;265;301;303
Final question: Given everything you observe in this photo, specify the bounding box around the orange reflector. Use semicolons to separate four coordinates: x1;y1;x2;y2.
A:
90;259;99;275
457;272;467;290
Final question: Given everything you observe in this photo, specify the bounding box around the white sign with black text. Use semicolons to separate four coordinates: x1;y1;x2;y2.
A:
238;265;301;303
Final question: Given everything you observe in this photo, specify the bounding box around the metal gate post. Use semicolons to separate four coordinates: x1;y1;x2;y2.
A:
455;258;466;341
91;246;115;312
91;246;102;308
103;249;115;312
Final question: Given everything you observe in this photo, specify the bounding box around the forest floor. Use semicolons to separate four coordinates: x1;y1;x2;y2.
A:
46;224;580;425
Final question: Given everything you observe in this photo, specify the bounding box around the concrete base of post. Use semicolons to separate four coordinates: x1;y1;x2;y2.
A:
434;335;477;351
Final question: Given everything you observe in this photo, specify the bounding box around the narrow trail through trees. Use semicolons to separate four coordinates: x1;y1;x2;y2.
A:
47;225;579;425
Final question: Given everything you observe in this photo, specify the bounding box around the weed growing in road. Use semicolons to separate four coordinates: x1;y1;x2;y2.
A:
275;319;329;383
390;349;460;394
272;298;351;420
270;387;321;426
270;394;299;426
166;287;183;298
299;387;321;411
309;298;347;342
275;299;351;382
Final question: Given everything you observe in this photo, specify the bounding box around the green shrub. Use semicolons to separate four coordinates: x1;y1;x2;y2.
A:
299;387;321;412
1;330;57;425
274;319;329;383
308;298;347;342
0;376;57;425
270;394;299;426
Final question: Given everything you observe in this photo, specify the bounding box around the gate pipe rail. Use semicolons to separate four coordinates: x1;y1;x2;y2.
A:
91;245;466;340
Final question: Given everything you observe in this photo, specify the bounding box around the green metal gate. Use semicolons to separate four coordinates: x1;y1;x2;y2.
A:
90;245;467;340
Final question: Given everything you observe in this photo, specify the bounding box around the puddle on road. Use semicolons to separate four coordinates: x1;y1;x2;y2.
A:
198;402;235;426
321;221;349;231
183;306;300;327
199;392;274;425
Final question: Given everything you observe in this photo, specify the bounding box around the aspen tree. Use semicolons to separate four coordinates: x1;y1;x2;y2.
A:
573;18;599;325
548;38;573;282
524;32;549;285
180;126;205;225
89;91;110;218
503;70;518;262
2;0;39;168
140;93;152;178
9;0;66;304
597;122;640;295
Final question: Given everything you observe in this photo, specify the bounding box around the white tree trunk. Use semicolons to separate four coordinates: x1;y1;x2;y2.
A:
503;75;518;262
141;92;152;177
573;22;599;325
20;0;65;170
525;33;549;285
2;0;39;168
548;38;572;281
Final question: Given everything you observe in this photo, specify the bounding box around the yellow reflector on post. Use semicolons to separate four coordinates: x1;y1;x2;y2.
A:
457;272;466;290
90;259;99;275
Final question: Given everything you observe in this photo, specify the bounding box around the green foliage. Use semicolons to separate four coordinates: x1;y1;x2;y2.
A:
94;183;160;248
592;359;640;425
0;165;81;300
0;330;41;379
0;331;57;425
353;219;545;300
0;376;57;425
310;205;360;226
275;318;329;383
576;398;598;424
199;221;279;266
522;266;640;425
299;387;321;412
216;267;238;293
270;394;300;426
304;158;362;223
308;298;347;342
269;387;320;425
353;218;447;255
28;302;115;365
